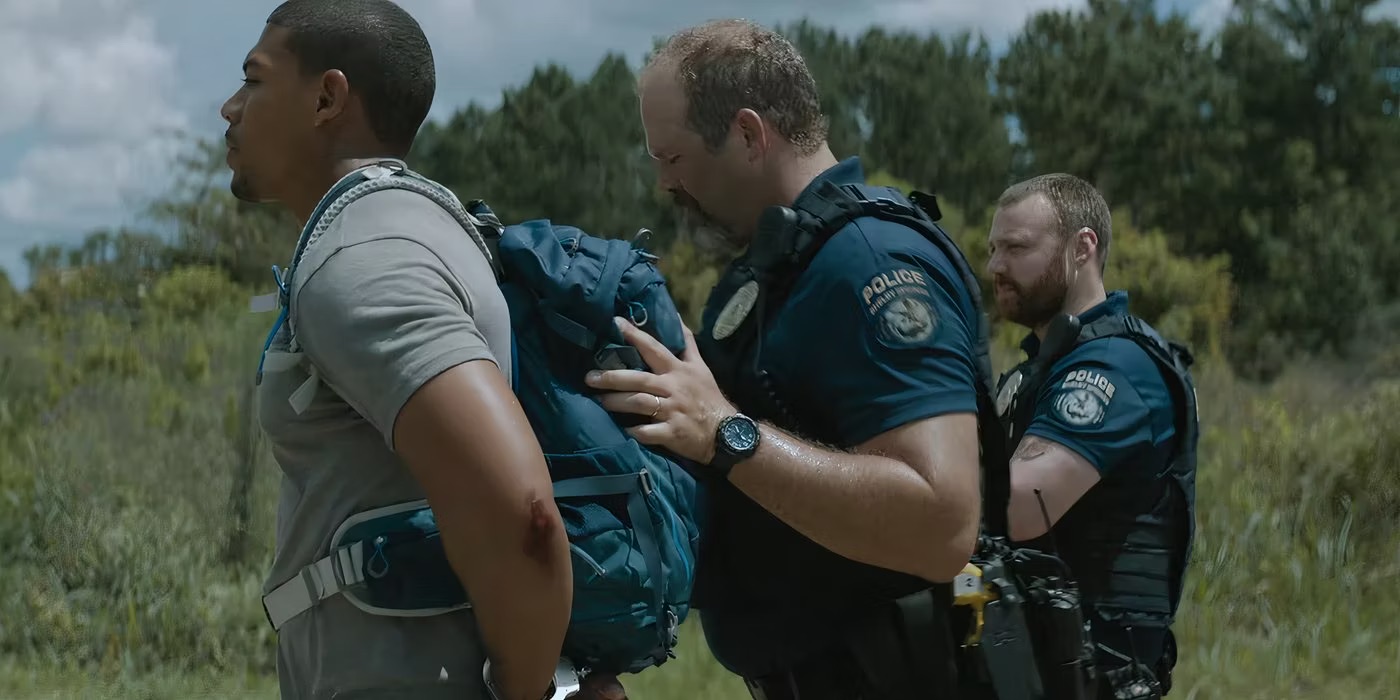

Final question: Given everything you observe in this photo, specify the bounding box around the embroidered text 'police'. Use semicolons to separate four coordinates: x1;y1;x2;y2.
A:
1059;369;1117;400
862;268;926;305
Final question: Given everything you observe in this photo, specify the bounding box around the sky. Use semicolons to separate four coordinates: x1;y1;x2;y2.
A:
0;0;1394;288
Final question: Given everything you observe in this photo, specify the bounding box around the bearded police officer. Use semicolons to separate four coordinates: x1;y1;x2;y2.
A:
585;18;990;700
985;173;1199;699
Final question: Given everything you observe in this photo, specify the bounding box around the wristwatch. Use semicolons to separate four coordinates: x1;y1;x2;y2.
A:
711;413;761;478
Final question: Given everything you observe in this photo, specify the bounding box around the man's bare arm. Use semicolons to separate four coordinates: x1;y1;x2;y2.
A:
1006;434;1101;542
726;412;982;583
393;359;573;700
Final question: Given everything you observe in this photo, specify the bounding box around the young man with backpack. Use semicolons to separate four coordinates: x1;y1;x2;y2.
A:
220;2;624;698
587;19;989;700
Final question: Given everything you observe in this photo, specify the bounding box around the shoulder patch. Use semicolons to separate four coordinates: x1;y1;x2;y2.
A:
1050;368;1117;426
862;267;938;346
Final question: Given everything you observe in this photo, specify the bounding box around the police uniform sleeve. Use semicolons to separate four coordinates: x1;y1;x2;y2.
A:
1022;342;1164;476
291;236;500;448
780;227;979;446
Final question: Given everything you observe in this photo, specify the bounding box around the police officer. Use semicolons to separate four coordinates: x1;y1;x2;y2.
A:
985;173;1199;699
585;18;987;700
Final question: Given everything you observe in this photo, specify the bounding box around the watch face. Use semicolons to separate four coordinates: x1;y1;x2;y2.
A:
722;417;758;451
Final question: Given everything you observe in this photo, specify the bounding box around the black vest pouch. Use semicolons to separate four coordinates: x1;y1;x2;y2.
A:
839;586;964;700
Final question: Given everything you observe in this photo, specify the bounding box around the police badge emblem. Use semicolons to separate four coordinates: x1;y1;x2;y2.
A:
712;280;760;340
1053;388;1106;426
877;296;936;345
996;369;1023;417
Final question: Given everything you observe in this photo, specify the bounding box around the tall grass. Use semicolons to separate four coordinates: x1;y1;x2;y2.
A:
0;297;1396;699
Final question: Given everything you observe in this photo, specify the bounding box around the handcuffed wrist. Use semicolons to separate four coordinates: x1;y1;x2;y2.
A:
482;660;556;700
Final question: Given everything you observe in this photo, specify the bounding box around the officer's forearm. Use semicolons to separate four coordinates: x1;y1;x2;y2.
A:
725;421;979;583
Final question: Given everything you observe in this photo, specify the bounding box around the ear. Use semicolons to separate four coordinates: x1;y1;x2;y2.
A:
733;108;768;162
1075;227;1099;265
313;69;351;126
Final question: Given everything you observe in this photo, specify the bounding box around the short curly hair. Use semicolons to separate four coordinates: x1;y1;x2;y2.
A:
645;19;828;156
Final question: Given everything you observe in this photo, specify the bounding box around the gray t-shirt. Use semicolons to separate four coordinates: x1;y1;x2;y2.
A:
257;186;511;700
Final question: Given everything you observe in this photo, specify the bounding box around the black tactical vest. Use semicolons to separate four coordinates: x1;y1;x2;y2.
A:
690;180;1011;618
997;313;1199;668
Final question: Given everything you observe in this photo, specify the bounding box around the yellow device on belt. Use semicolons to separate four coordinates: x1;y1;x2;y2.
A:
952;562;999;646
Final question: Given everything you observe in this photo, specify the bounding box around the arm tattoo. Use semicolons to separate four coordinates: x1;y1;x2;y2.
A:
1012;435;1053;462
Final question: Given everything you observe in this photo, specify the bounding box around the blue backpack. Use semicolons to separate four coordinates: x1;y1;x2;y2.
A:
256;160;702;677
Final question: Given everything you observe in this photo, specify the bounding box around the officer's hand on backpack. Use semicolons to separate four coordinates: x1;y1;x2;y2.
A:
586;317;736;466
576;672;627;699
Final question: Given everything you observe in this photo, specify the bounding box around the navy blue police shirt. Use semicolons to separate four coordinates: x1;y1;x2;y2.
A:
1017;291;1177;485
697;156;982;678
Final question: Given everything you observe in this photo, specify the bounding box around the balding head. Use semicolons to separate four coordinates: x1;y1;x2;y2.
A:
641;19;828;156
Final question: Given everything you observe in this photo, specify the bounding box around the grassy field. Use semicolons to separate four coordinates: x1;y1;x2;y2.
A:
1;291;1397;700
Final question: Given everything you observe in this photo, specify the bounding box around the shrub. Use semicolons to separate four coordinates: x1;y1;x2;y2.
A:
145;266;244;323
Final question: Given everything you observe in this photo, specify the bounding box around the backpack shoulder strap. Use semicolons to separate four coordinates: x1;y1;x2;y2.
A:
282;163;497;348
463;199;506;281
257;160;499;414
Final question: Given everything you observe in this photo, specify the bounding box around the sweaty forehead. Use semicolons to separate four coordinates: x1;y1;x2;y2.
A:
992;195;1058;240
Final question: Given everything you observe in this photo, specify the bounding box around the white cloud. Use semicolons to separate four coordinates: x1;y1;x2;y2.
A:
0;134;185;226
867;0;1084;41
5;0;1287;287
0;0;186;230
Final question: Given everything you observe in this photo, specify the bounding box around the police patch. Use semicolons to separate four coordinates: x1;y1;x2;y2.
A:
1053;388;1106;426
863;266;938;346
1051;368;1118;426
712;279;759;340
878;296;936;344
